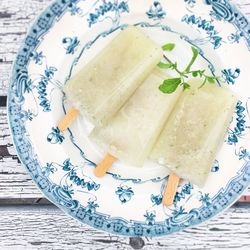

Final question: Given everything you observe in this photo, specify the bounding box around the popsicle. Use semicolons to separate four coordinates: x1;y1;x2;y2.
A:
150;83;237;189
90;69;182;172
62;26;163;127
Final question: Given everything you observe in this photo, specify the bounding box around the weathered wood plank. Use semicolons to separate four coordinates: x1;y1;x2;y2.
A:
0;205;249;249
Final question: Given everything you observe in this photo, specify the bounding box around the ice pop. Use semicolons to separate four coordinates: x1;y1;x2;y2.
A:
63;26;163;126
150;83;237;187
90;69;182;168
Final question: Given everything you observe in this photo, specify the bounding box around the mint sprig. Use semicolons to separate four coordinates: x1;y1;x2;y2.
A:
158;43;218;94
159;78;182;93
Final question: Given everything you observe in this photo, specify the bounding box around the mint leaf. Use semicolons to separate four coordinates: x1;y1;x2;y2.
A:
207;76;216;84
199;70;205;77
159;78;182;94
192;71;199;77
157;62;173;69
185;47;199;73
183;82;190;90
162;43;176;51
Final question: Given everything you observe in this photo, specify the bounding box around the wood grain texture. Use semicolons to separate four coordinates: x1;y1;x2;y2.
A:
0;205;249;250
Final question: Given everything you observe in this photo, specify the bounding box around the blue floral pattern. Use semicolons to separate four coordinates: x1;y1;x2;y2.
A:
151;194;162;206
204;0;250;48
237;147;250;161
37;66;58;112
199;193;212;207
85;200;99;214
227;101;246;145
62;37;80;54
228;31;243;44
115;186;134;203
13;70;31;103
221;68;240;85
31;51;44;64
87;1;129;27
146;1;166;20
174;183;193;204
42;163;57;177
47;127;65;144
181;14;222;49
144;211;156;225
204;0;235;22
67;0;82;16
184;0;196;8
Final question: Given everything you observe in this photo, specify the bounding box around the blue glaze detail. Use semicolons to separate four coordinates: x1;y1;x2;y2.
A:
68;0;82;16
204;0;250;49
227;101;246;145
174;183;193;204
228;31;243;43
47;127;65;144
181;14;222;49
184;0;196;8
85;200;99;214
151;194;163;206
211;160;220;172
237;147;250;161
144;211;156;225
42;163;58;177
31;51;44;64
221;68;240;85
146;1;166;20
204;0;235;22
62;37;80;54
37;67;57;112
13;69;30;103
115;185;134;203
199;193;212;206
87;1;129;27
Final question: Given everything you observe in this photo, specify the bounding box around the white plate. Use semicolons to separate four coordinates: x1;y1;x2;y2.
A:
8;0;250;236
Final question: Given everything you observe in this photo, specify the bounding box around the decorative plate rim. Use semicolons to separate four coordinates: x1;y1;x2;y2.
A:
7;0;250;237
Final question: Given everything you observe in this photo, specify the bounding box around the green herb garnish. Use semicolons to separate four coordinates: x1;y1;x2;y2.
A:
158;43;219;94
159;78;182;93
162;43;176;51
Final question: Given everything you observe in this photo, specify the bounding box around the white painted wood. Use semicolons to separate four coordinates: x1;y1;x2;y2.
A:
0;205;249;249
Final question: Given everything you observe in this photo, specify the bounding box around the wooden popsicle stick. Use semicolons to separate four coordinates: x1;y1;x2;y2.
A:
58;107;80;132
162;172;180;207
94;153;117;177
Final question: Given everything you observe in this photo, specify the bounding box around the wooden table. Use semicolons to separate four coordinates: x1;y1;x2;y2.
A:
0;0;250;249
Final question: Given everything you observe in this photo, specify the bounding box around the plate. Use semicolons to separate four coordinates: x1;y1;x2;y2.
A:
8;0;250;237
